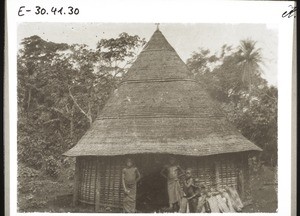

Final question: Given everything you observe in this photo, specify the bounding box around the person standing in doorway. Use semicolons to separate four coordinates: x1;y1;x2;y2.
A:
160;156;184;212
122;158;141;213
183;169;200;213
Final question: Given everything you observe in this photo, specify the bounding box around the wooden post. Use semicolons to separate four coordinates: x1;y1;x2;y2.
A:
238;153;248;200
73;157;80;206
238;165;245;198
215;159;220;187
243;153;250;199
95;158;101;212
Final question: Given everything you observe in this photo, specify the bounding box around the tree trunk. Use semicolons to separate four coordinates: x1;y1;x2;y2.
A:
70;105;74;139
27;88;31;110
68;87;93;127
87;101;93;127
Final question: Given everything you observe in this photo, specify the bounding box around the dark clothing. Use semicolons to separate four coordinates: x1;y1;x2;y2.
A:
183;177;199;213
188;197;199;213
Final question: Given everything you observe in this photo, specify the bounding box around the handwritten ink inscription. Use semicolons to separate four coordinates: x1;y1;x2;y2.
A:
282;5;297;18
18;6;80;16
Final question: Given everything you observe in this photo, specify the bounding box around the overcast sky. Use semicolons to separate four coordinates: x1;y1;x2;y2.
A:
18;23;278;86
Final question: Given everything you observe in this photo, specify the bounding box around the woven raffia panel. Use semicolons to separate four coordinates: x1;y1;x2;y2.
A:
77;154;240;208
195;157;215;187
78;157;124;208
217;155;239;188
99;157;123;208
179;156;215;187
181;155;238;188
79;157;97;204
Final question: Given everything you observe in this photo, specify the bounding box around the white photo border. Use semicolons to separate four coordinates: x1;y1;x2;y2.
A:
6;0;295;215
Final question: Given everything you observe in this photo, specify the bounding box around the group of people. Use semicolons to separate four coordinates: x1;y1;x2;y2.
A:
178;180;244;213
121;156;243;213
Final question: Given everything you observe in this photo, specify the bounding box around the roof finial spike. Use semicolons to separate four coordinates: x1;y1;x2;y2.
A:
155;23;160;31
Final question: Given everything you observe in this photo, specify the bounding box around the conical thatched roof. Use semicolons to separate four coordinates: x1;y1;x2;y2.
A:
64;29;261;157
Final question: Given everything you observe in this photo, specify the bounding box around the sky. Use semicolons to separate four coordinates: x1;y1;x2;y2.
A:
18;23;278;86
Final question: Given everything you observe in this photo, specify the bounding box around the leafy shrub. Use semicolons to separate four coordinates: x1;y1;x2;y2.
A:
18;163;40;179
18;164;41;194
45;156;60;178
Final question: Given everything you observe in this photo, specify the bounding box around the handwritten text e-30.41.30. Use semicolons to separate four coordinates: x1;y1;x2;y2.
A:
18;6;80;16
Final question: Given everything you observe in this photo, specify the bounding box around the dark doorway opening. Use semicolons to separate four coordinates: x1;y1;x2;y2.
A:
134;154;169;212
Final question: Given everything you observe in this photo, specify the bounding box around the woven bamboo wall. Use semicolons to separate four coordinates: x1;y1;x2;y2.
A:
99;157;123;208
78;157;97;204
76;153;244;209
179;156;216;187
178;154;239;188
215;155;239;188
78;156;124;209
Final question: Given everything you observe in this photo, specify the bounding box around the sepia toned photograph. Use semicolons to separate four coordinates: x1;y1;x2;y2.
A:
16;23;279;213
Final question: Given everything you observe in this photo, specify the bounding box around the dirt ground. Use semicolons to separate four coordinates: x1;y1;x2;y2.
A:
18;165;277;213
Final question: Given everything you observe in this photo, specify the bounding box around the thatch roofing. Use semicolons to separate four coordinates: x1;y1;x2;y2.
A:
64;29;261;157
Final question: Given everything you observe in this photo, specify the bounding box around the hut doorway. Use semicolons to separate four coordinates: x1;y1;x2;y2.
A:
134;154;169;212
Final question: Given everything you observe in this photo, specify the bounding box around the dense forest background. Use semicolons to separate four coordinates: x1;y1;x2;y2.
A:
17;32;277;211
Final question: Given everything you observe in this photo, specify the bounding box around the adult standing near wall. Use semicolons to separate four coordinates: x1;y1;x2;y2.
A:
160;156;184;212
122;158;141;213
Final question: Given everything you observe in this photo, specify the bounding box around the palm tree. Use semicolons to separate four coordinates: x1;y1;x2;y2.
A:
237;39;263;93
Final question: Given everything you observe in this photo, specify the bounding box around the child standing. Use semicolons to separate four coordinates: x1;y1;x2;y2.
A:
183;169;200;213
122;158;141;213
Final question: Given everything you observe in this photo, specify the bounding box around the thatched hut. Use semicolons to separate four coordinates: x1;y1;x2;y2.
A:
64;28;261;212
